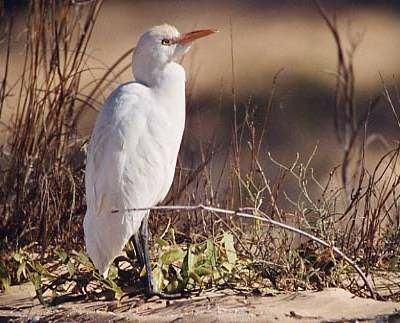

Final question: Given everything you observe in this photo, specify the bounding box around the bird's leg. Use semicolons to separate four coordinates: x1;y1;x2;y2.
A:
132;233;145;268
139;214;189;300
139;213;156;296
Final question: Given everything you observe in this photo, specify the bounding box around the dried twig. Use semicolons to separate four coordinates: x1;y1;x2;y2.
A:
113;204;377;299
314;0;369;201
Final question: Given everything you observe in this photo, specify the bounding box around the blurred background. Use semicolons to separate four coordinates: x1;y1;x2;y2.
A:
1;0;400;180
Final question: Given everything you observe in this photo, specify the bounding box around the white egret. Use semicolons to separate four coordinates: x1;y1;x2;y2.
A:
83;24;216;297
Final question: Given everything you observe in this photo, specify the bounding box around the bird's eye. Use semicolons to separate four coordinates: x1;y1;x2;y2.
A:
161;39;171;46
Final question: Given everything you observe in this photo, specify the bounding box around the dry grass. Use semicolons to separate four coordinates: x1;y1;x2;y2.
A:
0;0;399;305
0;0;133;252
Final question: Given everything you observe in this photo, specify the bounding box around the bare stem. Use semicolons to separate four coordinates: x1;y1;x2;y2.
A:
112;204;377;299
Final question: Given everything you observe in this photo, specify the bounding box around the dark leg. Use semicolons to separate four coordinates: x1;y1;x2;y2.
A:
139;214;188;300
132;233;145;268
139;214;156;296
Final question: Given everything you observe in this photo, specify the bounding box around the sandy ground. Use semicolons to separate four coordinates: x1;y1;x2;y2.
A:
0;283;399;322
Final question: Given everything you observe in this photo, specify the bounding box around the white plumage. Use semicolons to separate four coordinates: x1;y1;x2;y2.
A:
83;25;216;291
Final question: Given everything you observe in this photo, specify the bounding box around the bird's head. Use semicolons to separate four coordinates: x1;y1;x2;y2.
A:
132;24;216;86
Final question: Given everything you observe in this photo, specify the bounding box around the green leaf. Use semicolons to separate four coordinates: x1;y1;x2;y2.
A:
221;261;234;272
107;264;118;280
16;261;27;282
389;255;400;270
189;271;202;285
139;265;146;278
0;261;10;291
166;276;179;292
56;249;69;263
30;272;47;305
71;251;94;269
152;266;164;292
194;266;213;276
0;277;10;291
31;262;55;279
223;232;237;265
103;279;123;301
180;249;189;288
67;260;75;278
31;272;41;290
13;252;23;263
33;262;45;274
206;240;218;267
156;238;169;247
160;247;185;266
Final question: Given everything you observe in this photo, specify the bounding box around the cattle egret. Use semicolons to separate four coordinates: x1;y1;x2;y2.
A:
83;24;216;297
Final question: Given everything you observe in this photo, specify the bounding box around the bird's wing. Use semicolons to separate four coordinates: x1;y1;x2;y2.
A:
85;82;152;217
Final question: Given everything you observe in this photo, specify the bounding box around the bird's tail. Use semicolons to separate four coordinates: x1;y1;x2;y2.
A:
83;210;146;278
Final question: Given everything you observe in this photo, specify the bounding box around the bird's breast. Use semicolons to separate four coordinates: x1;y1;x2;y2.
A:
147;99;185;200
122;92;185;206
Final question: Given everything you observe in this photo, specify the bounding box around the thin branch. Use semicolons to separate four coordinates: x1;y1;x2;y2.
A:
380;73;400;129
112;204;377;299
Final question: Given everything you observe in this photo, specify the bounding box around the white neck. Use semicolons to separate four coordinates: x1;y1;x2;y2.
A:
133;50;186;86
152;63;186;115
154;62;185;90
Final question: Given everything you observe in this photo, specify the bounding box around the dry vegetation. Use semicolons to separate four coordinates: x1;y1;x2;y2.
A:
0;0;399;307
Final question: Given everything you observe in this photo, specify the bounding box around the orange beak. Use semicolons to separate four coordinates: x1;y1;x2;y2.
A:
177;29;218;44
